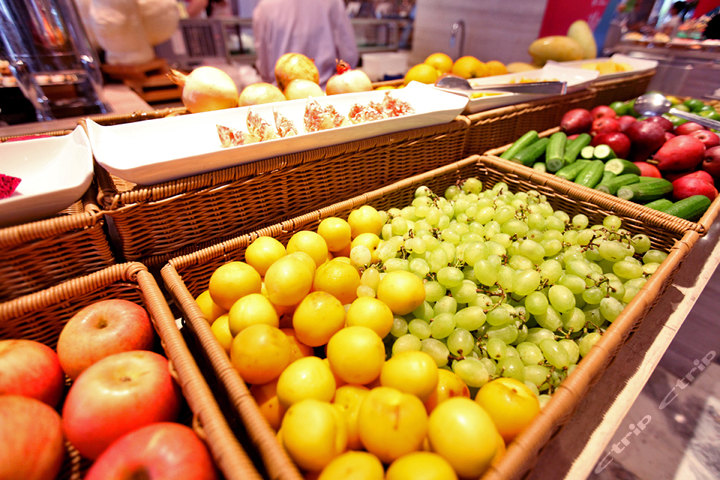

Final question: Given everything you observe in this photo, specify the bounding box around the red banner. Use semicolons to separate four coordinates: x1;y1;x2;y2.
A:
538;0;612;37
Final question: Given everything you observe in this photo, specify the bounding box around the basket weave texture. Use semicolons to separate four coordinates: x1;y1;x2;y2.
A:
0;186;116;303
94;117;470;269
0;262;262;480
162;154;698;480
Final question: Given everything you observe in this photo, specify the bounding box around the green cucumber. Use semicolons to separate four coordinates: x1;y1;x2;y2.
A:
617;179;673;203
604;158;641;176
595;173;640;195
592;144;616;161
501;130;539;160
594;171;616;189
662;195;712;221
643;198;674;211
562;133;592;165
574;160;605;188
513;137;550;166
556;159;591;181
580;145;595;160
533;162;547;173
545;131;567;172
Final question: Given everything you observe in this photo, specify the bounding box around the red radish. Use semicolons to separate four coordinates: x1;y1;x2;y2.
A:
591;117;621;135
560;108;593;135
590;105;617;120
674;122;705;136
665;170;715;186
592;131;631;159
672;175;718;201
633;161;662;178
653;135;706;172
690;129;720;149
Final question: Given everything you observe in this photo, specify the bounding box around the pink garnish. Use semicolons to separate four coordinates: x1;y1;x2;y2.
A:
0;173;21;199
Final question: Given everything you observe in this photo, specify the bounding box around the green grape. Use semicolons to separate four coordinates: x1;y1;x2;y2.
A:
440;242;456;265
392;334;422;355
606;276;626;302
493;205;515;224
405;237;427;255
361;266;381;290
425;208;442;227
412;301;434;321
538;259;563;284
558;339;580;365
517;342;544;365
486;305;512;326
630;234;651;254
624;277;647;290
390;316;408;337
434;295;458;315
562;246;585;264
541;239;563;258
414;186;432;198
553;210;570;225
578;331;602;357
575;229;595;247
474;259;498;287
527;212;546;230
381;223;393;240
526;327;555;345
572;214;589;230
561;308;586;332
508;255;534;272
452;357;489;388
581;287;604;305
422;234;441;252
450;280;479;304
427;248;449;273
643;249;668;265
563;229;579;245
469;293;494;310
603;215;622;231
476;206;495;224
486;324;519;345
491;233;513;250
391;217;409;236
421;338;450;367
484;238;505;257
498;356;525;381
447;328;475;357
565;259;593;278
356;285;376;298
429;313;456;339
461;242;487;266
408;319;432;339
538;394;553;408
543;229;564;243
599;296;624;322
558;273;586;295
424;281;446;303
497;265;514;291
513;269;542;296
613;260;643;280
598;240;633;262
539;338;570;369
454;198;471;215
524;364;551;389
501;219;529;237
413;195;432;208
523;381;540;397
583;306;605;330
485;336;507;359
545;215;565;232
524;291;549;316
384;258;409;272
408;257;430;278
479;357;497;377
400;205;416;220
462;177;483;194
441;229;461;245
514;322;529;345
350;245;372;267
534;305;563;331
444;185;461;200
548;285;576;313
454;306;486;331
415;204;430;219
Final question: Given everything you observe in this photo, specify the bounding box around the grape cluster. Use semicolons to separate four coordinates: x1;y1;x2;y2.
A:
349;178;666;405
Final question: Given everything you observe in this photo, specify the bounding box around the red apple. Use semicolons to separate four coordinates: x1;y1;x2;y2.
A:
85;422;218;480
672;175;718;201
0;395;65;480
702;145;720;178
626;119;667;161
592;131;631;159
618;115;637;132
643;115;674;132
62;350;181;460
0;339;65;407
57;299;155;380
633;162;662;178
674;121;705;136
690;129;720;149
560;108;593;135
591;117;622;135
590;105;617;120
653;135;706;172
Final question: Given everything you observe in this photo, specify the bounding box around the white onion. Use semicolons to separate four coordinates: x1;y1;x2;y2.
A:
169;67;239;113
325;69;372;96
238;82;287;106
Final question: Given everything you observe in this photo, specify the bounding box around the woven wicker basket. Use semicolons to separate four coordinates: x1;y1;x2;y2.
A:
0;186;116;303
464;88;596;157
161;154;698;480
484;128;720;235
589;69;656;108
0;262;262;480
94;117;470;270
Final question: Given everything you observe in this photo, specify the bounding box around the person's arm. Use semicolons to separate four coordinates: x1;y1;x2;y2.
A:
184;0;208;18
329;0;359;67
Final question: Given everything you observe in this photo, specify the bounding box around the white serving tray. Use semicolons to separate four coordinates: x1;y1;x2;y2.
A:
85;82;469;186
450;63;599;114
549;53;658;81
0;126;94;227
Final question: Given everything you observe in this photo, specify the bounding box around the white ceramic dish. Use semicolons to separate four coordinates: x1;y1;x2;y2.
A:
0;126;94;227
549;53;658;81
86;82;469;186
452;63;599;114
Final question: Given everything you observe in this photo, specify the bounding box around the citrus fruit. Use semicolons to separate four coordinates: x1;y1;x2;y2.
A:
424;52;453;74
403;63;439;85
451;55;487;79
485;60;507;76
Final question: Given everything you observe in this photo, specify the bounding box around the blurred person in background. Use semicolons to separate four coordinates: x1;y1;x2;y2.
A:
659;1;687;36
252;0;359;87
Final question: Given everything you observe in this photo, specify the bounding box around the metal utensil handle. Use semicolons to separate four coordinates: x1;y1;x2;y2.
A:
471;81;567;95
669;108;720;131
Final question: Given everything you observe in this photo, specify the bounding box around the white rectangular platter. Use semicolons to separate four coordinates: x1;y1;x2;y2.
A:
549;53;658;81
85;82;469;186
0;126;94;227
452;63;599;114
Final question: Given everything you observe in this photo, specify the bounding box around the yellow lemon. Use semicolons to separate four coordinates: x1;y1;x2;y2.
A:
485;60;508;76
403;63;439;85
451;56;487;79
424;52;453;74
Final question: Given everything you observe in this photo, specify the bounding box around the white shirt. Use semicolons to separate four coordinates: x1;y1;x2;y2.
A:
252;0;359;87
